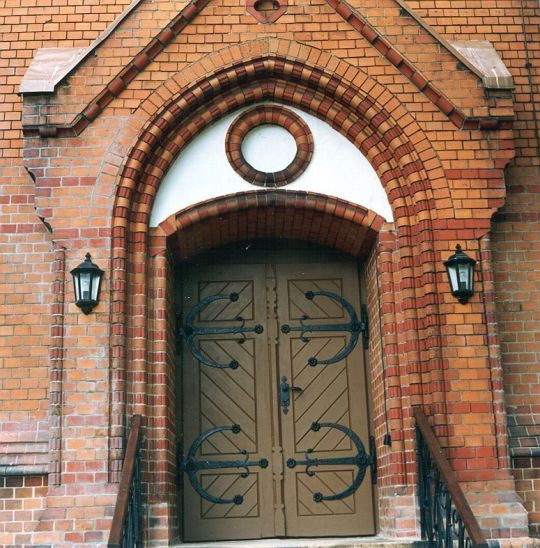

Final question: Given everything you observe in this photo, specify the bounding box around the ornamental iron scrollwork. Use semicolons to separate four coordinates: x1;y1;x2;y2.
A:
415;408;489;548
178;292;264;369
286;422;375;502
280;291;366;366
181;424;269;505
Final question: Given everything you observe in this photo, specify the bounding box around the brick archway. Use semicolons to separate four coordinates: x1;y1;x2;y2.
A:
147;192;406;540
109;42;450;540
155;191;386;260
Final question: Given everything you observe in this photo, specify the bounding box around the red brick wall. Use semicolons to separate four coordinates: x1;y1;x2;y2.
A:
0;5;134;544
493;159;540;537
402;0;540;537
0;0;133;466
0;475;47;545
0;0;539;543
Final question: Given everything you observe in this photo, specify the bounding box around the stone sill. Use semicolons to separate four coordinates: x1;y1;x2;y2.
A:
0;465;48;476
174;538;421;548
511;447;540;458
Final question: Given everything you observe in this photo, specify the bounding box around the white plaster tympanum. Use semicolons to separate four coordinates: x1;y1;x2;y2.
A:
150;104;394;226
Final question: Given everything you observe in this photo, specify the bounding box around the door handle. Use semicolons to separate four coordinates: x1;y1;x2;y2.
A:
280;376;302;415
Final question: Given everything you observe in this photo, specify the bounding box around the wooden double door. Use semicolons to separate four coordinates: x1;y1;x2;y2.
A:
180;260;375;541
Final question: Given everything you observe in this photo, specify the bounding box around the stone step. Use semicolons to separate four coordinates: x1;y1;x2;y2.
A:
172;537;421;548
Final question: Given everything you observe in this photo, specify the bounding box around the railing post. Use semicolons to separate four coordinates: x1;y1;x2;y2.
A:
108;414;143;548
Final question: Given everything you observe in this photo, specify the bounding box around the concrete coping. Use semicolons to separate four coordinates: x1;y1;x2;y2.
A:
451;41;514;90
394;0;513;90
19;0;145;94
20;47;87;93
511;446;540;458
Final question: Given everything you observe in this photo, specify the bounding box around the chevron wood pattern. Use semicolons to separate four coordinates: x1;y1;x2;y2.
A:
291;336;352;453
182;265;274;541
278;263;375;537
182;261;374;541
296;470;356;516
200;472;260;519
199;338;257;455
288;279;345;320
198;280;254;321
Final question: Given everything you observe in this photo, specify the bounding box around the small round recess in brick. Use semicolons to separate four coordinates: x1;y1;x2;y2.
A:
225;105;313;187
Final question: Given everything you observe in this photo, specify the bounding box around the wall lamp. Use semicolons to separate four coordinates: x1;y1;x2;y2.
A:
71;253;104;314
444;244;476;304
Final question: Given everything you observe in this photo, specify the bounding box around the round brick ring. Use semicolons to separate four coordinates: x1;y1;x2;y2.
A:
225;105;314;187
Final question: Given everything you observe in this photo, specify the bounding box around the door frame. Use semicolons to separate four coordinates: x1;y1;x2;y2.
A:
174;240;378;541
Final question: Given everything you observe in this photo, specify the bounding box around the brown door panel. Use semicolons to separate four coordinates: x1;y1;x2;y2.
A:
180;261;374;541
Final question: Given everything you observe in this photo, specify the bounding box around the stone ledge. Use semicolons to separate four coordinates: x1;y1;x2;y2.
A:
511;447;540;458
173;539;422;548
450;41;514;90
0;465;48;476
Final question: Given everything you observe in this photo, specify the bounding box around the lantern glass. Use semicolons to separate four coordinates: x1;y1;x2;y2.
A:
458;262;472;292
91;272;101;301
447;266;458;294
80;272;92;301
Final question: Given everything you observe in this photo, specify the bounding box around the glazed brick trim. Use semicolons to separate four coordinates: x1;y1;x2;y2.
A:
512;452;540;465
112;54;447;228
225;105;314;187
48;245;66;487
121;77;435;232
159;190;385;259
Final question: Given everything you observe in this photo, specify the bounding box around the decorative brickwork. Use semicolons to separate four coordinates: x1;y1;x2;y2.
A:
48;245;66;487
246;0;287;24
225;105;313;187
1;0;539;544
493;160;540;538
158;190;384;257
97;48;519;542
19;0;512;139
11;39;524;543
107;49;447;491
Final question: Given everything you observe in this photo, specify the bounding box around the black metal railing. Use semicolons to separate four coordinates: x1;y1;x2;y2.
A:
108;415;143;548
414;407;489;548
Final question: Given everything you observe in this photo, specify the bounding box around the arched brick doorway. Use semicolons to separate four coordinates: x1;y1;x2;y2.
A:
110;46;450;542
140;190;421;541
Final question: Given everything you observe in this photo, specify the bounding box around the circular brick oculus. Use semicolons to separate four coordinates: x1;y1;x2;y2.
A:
242;125;296;172
226;105;314;187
